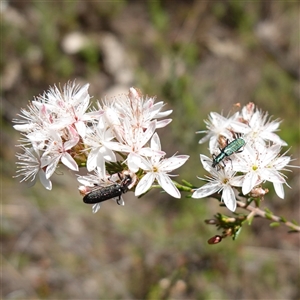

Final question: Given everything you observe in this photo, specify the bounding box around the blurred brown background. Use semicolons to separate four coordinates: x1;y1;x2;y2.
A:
1;1;299;299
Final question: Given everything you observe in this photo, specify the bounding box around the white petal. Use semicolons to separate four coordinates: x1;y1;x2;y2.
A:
38;170;52;190
262;132;287;146
74;83;89;101
75;121;87;138
139;147;164;157
133;154;151;171
157;173;181;198
45;157;60;179
230;175;244;187
140;120;156;147
159;155;189;172
61;152;79;171
135;172;155;196
92;203;101;213
222;186;236;211
242;172;259;195
96;154;105;172
273;156;290;170
100;147;116;162
151;132;161;151
105;141;130;153
64;136;79;150
273;182;285;199
156;119;172;128
200;154;214;173
192;182;220;198
261;169;285;184
86;148;98;171
127;153;142;173
13;123;36;132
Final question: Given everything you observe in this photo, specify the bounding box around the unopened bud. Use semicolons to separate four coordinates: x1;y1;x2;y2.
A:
207;235;222;244
250;187;269;198
205;219;217;225
78;185;93;196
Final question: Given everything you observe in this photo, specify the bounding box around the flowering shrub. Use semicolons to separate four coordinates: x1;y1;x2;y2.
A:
13;82;299;242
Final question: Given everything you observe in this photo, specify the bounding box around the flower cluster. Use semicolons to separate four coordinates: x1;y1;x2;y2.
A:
13;82;189;212
192;103;295;212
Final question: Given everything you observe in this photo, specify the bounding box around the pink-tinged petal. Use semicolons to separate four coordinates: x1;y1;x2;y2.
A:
83;110;104;120
39;170;52;190
156;119;172;128
151;133;161;151
242;172;259;195
140;120;156;147
273;182;285;199
61;152;79;171
64;137;79;150
222;186;236;212
135;172;155;196
160;155;189;172
148;101;163;113
192;182;221;199
156;173;180;198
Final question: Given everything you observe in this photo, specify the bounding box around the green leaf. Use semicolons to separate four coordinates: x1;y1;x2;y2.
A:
280;216;287;222
270;222;280;227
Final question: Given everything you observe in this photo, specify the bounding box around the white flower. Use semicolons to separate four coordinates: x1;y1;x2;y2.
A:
14;146;52;190
197;112;243;152
192;155;239;212
115;87;172;130
106;119;164;172
234;106;287;146
134;133;189;198
13;82;96;137
232;143;291;198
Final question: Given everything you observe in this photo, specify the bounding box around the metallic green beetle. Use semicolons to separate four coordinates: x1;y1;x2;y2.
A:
212;137;245;168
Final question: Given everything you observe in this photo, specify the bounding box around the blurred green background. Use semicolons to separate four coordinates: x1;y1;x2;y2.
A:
1;1;299;299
